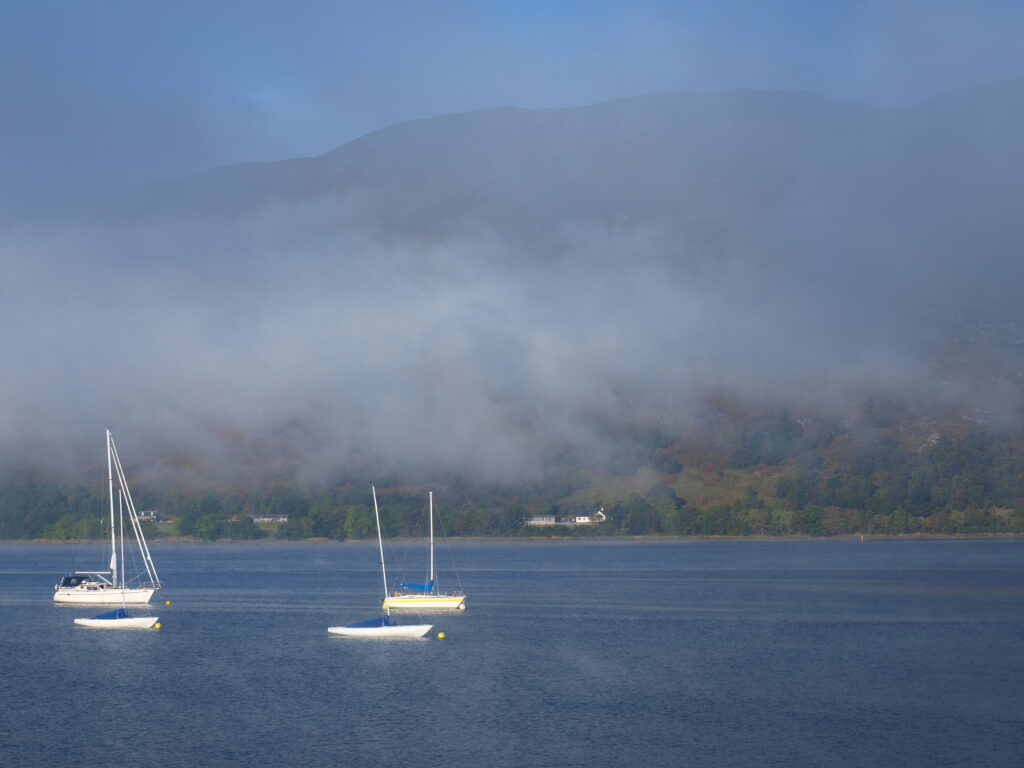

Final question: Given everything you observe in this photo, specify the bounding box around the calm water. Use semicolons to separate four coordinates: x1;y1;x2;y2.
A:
0;539;1022;767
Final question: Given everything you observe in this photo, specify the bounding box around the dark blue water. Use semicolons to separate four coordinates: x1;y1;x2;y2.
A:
1;539;1022;767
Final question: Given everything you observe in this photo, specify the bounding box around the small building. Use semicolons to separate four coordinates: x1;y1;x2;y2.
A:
252;515;289;524
572;508;607;525
525;514;562;526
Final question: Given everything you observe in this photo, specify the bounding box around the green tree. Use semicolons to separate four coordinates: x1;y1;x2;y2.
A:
344;506;375;539
193;514;223;541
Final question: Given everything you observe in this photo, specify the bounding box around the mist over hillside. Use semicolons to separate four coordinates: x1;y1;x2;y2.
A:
3;83;1023;488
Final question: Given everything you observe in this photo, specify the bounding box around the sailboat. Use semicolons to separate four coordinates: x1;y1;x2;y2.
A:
384;491;466;611
328;486;433;638
55;429;161;604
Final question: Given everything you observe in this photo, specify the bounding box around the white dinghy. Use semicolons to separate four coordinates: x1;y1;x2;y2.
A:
329;615;431;638
328;486;433;639
55;429;161;604
74;607;159;630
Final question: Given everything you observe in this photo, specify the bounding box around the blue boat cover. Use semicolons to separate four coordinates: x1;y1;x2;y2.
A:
399;579;435;592
92;608;131;620
346;615;395;628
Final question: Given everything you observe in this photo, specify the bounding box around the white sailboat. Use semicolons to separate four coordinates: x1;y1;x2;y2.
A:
328;486;433;638
55;429;161;604
384;491;466;611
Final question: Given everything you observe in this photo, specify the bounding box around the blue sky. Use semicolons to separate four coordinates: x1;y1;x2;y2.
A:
2;0;1023;207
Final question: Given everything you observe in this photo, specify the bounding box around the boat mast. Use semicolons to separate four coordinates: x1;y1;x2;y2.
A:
372;485;389;605
118;488;126;590
106;428;117;587
428;491;435;591
108;432;161;588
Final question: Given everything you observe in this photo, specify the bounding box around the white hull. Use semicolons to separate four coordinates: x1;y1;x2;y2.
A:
384;594;466;610
328;624;432;638
54;586;157;604
74;616;159;630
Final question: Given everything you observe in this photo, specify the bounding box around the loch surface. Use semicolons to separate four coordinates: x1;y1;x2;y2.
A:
1;538;1022;767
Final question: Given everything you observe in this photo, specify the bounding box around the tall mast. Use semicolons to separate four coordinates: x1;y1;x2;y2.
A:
429;491;435;587
109;434;160;587
118;489;126;590
106;429;117;587
372;485;389;604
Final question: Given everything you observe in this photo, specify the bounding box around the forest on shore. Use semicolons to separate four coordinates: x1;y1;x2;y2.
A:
4;404;1024;541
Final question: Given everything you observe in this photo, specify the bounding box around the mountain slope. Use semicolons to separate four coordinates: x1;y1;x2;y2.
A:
6;83;1024;486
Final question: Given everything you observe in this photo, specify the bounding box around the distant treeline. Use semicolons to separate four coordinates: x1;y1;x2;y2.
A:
0;483;536;541
3;415;1024;540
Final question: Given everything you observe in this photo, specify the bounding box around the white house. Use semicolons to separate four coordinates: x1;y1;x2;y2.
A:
572;508;607;525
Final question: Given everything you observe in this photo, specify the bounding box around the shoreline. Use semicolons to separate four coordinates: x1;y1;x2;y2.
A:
6;532;1024;545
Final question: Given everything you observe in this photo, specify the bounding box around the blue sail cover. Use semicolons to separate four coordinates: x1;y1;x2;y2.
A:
92;608;131;620
399;579;435;592
346;615;395;629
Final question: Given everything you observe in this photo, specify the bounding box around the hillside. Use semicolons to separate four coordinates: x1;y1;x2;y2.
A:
3;83;1024;513
5;400;1024;540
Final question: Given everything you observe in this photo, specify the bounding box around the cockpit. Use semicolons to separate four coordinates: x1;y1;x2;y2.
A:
59;574;101;588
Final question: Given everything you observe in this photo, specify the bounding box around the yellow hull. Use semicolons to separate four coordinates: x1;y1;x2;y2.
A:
383;594;466;611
